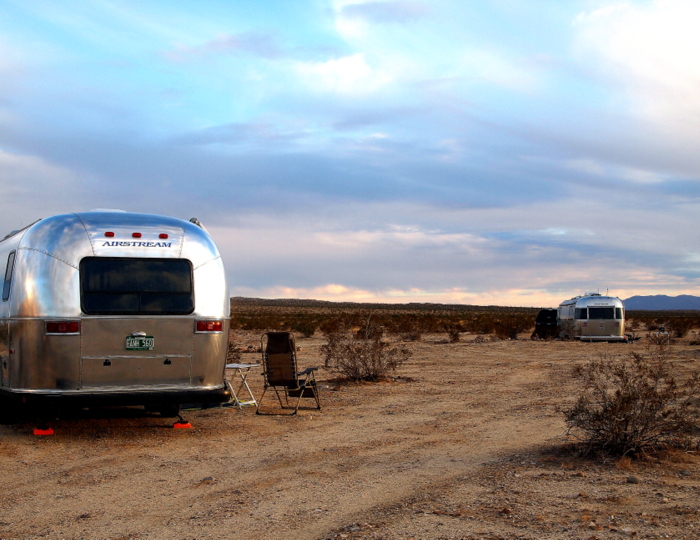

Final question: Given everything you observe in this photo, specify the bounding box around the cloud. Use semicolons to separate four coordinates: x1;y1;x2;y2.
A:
564;158;671;185
573;0;700;141
0;149;78;193
175;121;308;146
331;106;420;130
210;189;700;305
457;48;542;93
293;53;392;94
0;38;29;102
0;149;88;228
339;1;431;24
4;1;700;307
164;32;283;61
230;282;568;308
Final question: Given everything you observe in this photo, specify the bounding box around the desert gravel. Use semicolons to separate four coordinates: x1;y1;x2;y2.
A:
1;333;699;539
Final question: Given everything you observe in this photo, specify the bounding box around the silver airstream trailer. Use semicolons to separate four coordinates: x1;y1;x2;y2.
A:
0;210;231;414
557;293;626;342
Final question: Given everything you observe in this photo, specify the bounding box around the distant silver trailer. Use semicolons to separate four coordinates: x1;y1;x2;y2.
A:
0;210;231;414
557;293;626;342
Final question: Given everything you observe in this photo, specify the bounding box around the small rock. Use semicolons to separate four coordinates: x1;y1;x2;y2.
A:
198;476;216;485
627;476;640;484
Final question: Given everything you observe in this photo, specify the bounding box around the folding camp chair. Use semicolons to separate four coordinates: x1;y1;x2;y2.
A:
256;332;321;415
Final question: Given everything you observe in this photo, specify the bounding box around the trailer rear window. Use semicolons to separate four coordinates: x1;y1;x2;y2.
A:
588;307;615;320
80;258;194;315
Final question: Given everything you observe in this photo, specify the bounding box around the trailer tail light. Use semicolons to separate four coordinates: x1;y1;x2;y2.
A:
104;232;115;237
46;321;80;334
159;233;169;239
196;320;223;333
132;232;142;238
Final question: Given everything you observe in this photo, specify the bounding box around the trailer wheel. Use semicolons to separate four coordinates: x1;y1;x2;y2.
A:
158;404;181;418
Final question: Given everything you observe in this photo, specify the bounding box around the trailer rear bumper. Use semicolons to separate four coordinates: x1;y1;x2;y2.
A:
578;335;628;343
0;385;231;409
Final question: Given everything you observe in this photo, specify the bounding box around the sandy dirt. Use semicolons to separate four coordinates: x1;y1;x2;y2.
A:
1;332;699;539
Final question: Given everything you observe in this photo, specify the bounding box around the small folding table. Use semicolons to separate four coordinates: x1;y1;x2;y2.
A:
225;363;260;408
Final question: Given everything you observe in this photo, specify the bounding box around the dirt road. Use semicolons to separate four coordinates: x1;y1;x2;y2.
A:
1;334;699;539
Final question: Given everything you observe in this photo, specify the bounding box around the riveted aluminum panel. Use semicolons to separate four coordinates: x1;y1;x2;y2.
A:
81;318;194;357
81;355;191;388
8;319;81;390
192;318;230;387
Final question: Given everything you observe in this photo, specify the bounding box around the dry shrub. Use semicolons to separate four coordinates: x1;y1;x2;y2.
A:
354;323;383;341
493;313;533;340
565;352;700;457
558;320;575;340
443;322;463;343
389;315;424;342
466;313;496;335
669;317;694;338
291;318;318;338
655;446;699;464
614;456;634;471
321;318;412;381
226;340;241;364
646;332;671;346
319;317;346;336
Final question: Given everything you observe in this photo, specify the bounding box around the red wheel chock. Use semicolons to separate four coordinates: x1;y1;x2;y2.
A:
173;415;192;429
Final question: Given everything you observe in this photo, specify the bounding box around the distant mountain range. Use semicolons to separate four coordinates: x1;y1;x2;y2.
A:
624;295;700;310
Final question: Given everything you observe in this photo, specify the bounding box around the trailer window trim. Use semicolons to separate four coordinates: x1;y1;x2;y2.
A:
80;257;194;315
2;250;16;302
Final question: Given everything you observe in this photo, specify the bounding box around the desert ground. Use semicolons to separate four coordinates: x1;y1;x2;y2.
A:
1;330;700;540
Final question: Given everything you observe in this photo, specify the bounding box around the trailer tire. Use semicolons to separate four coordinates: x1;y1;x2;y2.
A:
158;404;181;418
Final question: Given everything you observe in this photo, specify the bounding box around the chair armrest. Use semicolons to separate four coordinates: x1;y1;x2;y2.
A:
297;367;318;377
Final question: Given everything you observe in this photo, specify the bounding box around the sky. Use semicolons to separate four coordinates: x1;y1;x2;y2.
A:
1;0;699;307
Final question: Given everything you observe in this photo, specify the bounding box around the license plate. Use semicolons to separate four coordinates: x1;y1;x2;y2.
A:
126;336;155;350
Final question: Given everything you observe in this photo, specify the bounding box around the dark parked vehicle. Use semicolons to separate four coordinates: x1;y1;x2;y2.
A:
531;308;558;339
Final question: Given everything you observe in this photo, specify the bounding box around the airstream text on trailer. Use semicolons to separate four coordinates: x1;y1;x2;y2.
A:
557;293;626;342
0;211;231;414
